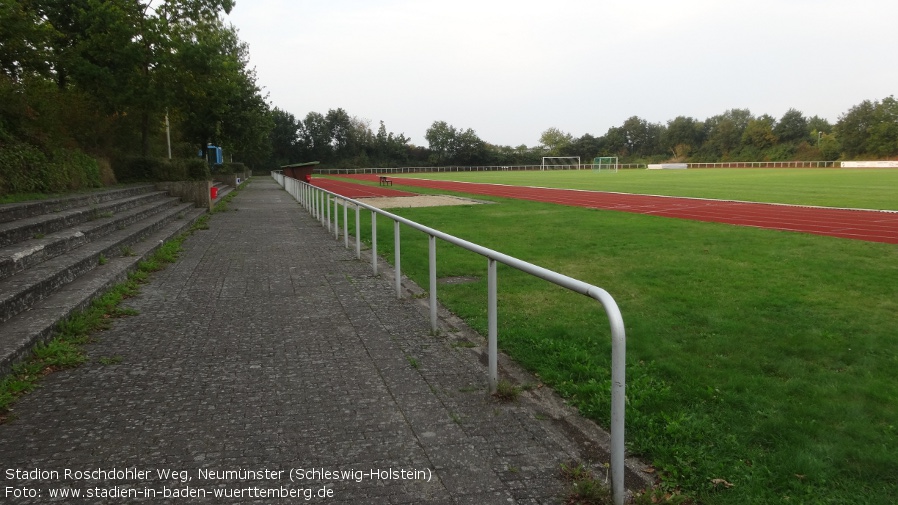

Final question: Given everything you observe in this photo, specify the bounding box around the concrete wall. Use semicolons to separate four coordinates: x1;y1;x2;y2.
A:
156;181;212;212
213;171;251;188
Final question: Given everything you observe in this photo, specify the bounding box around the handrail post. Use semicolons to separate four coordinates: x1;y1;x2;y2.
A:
429;235;437;332
334;196;339;240
488;258;498;393
355;205;361;259
326;194;331;232
371;212;378;275
394;221;402;299
343;201;349;248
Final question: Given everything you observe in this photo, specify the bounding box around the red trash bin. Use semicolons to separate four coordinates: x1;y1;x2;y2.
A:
211;186;218;199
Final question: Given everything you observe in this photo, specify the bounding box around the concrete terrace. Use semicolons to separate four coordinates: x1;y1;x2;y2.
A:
0;177;646;504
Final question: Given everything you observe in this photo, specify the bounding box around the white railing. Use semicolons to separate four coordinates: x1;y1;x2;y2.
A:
688;160;836;168
311;160;845;174
273;172;628;505
314;164;646;174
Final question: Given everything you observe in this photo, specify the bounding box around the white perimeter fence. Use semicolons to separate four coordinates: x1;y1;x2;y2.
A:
316;164;644;174
272;171;628;505
310;160;882;174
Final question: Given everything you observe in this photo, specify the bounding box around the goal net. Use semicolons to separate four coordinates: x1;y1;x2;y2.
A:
593;156;618;173
541;156;581;170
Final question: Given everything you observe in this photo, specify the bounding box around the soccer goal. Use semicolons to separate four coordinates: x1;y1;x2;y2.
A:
593;156;619;173
541;156;581;170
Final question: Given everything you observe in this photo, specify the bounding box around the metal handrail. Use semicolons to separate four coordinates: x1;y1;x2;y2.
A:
274;172;627;505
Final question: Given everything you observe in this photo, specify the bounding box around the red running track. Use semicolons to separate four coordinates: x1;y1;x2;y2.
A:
311;178;416;198
334;175;898;245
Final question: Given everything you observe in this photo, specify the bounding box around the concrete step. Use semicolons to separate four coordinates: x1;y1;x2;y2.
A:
0;196;183;282
0;201;196;325
0;206;206;376
0;185;156;224
212;182;233;202
0;190;172;248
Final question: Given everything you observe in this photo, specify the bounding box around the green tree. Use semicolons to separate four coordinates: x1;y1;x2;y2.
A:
774;108;809;145
866;96;898;158
268;107;301;166
424;121;487;165
807;115;832;136
372;120;410;167
742;116;777;149
539;127;573;156
835;99;876;158
703;109;753;158
425;120;455;165
453;127;488;165
0;0;54;79
298;111;332;162
569;134;602;161
663;116;704;159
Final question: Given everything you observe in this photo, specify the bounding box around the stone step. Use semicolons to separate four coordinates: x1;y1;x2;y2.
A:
0;201;196;325
0;196;183;282
0;206;206;376
0;190;172;248
0;185;156;224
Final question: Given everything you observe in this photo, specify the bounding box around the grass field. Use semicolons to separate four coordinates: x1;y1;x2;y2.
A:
326;170;898;504
384;168;898;210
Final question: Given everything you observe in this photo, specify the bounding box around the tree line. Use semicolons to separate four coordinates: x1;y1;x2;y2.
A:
1;0;896;197
269;98;898;170
1;0;270;195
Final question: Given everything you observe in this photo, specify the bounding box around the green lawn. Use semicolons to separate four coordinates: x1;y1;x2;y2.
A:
333;182;898;504
384;168;898;210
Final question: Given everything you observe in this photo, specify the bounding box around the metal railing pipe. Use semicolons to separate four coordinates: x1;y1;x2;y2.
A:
334;196;339;240
343;201;349;248
394;221;402;298
429;235;437;332
371;212;378;275
488;258;498;393
355;205;361;259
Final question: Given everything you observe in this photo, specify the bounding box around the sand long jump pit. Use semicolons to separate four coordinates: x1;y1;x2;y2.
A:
356;195;489;209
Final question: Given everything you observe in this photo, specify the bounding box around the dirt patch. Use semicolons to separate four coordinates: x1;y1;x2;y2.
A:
357;195;486;209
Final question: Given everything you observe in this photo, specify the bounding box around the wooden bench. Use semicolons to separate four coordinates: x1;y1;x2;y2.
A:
379;176;392;186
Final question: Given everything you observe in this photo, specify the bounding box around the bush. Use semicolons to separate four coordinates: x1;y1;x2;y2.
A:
111;156;211;182
222;162;246;174
0;140;103;196
0;139;50;195
176;158;211;181
113;156;164;182
96;158;118;186
58;149;102;190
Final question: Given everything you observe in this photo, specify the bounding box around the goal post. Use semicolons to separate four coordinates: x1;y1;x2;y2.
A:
541;156;581;170
593;156;619;173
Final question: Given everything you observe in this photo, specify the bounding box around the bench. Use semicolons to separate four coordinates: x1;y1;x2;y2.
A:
379;176;393;186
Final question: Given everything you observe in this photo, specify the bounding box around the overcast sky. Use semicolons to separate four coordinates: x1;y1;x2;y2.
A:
225;0;898;147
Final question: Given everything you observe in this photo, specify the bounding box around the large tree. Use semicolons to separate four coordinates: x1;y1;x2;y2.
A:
663;116;704;159
774;108;809;145
539;127;573;156
835;100;876;158
425;121;488;165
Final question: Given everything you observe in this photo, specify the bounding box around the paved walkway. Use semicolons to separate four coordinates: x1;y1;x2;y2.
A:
0;178;632;504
